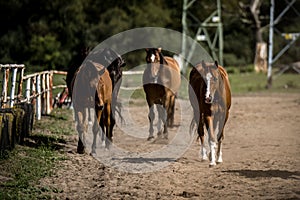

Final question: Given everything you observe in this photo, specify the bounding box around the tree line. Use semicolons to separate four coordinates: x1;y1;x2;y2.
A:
0;0;299;72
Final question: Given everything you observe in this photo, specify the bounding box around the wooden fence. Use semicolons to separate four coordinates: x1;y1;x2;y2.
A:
0;64;67;152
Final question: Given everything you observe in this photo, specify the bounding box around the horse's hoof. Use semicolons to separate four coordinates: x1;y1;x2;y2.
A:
77;147;85;154
209;162;216;167
90;152;96;157
147;136;154;141
201;156;208;162
217;157;223;164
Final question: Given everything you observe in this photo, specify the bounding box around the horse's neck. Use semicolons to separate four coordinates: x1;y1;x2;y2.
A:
159;53;168;65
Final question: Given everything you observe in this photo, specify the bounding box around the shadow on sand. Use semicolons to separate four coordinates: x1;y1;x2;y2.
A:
223;169;300;180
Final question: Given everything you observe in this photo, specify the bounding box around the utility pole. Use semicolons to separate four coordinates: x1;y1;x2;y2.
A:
267;0;274;89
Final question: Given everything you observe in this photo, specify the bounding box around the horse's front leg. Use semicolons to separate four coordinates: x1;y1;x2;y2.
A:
147;104;155;140
197;117;208;161
75;108;87;154
156;103;168;139
206;115;217;167
92;108;102;155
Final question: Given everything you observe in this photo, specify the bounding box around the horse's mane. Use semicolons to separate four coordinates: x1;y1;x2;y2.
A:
158;52;168;65
88;48;125;69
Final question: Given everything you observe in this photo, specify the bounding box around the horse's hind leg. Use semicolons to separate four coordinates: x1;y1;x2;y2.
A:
104;103;112;149
217;112;228;164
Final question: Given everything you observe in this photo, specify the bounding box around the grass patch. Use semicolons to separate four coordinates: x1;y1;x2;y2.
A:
0;107;74;199
229;73;300;94
33;108;75;136
0;145;66;199
121;68;300;99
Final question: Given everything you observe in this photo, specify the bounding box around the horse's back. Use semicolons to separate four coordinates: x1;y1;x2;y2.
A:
96;69;112;107
217;65;231;110
162;57;181;94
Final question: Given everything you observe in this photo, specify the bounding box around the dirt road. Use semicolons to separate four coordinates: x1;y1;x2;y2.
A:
40;93;300;199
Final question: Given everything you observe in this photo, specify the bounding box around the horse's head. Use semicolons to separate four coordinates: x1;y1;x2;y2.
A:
145;48;165;64
145;48;166;81
202;60;221;104
87;48;125;87
105;48;126;87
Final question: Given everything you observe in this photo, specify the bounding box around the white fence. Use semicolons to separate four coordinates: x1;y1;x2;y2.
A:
0;64;67;120
121;70;144;90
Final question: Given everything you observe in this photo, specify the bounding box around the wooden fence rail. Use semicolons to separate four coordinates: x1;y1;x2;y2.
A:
1;64;67;120
1;64;67;152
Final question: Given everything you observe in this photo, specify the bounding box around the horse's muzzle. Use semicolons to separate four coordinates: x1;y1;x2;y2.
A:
205;96;213;104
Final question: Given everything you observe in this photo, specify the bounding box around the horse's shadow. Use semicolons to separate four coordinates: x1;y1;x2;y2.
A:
112;157;176;164
223;169;300;180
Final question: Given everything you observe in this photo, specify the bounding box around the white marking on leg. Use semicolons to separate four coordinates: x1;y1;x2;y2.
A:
217;151;223;163
217;142;223;163
201;145;208;160
209;140;217;166
205;73;212;99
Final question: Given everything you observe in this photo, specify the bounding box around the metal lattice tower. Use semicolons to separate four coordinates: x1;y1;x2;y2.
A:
267;0;299;88
181;0;223;74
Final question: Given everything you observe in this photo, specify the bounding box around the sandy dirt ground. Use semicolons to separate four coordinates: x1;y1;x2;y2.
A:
40;93;300;199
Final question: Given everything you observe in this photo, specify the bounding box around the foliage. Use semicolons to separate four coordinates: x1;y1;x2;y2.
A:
0;0;299;71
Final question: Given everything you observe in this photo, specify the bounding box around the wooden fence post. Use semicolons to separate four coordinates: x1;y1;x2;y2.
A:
9;68;18;107
46;73;51;114
1;68;9;108
36;75;41;120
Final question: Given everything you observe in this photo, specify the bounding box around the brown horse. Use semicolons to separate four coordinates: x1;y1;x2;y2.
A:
143;48;181;140
189;60;231;167
72;60;112;154
68;48;125;153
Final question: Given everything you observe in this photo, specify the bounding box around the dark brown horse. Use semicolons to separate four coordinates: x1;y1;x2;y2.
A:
143;48;181;140
189;60;231;167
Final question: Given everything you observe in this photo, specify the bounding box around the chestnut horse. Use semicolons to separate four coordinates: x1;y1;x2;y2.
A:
71;60;112;154
67;48;125;153
189;61;231;167
143;48;181;140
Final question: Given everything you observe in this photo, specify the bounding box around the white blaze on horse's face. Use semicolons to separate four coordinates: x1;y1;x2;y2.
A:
151;54;156;62
205;72;213;104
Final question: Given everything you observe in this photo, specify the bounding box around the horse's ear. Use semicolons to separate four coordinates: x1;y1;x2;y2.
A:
145;48;149;52
214;60;219;68
158;47;162;52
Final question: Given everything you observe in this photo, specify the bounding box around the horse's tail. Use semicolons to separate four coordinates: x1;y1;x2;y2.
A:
189;116;197;136
114;101;125;125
